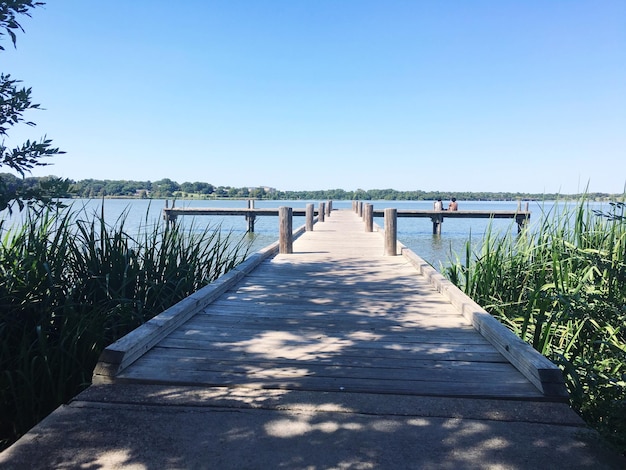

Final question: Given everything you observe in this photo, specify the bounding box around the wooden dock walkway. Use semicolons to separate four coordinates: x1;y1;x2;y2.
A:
94;209;564;401
8;209;624;470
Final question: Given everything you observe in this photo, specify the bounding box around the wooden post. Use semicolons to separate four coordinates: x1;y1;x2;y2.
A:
163;210;177;226
358;201;363;217
163;200;177;226
306;203;314;231
364;203;373;232
326;200;331;217
318;202;325;222
279;206;293;254
516;212;530;233
384;208;397;256
327;200;333;214
431;215;443;235
246;199;256;232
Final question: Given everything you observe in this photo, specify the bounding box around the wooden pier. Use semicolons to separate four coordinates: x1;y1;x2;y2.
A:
11;207;616;470
163;200;530;234
95;208;563;401
354;200;531;234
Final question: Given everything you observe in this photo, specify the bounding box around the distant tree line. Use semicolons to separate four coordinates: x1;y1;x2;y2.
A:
1;175;620;202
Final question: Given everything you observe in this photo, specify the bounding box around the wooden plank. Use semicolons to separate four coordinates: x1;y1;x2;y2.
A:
171;321;485;344
120;351;530;384
175;315;490;339
157;337;507;363
141;344;509;369
160;331;502;352
116;366;542;399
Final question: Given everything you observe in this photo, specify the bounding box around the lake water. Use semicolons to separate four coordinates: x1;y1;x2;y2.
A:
0;198;606;271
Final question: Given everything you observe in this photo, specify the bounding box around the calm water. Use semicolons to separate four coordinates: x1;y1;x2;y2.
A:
0;198;606;271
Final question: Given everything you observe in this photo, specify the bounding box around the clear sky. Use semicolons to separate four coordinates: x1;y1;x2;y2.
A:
3;1;625;194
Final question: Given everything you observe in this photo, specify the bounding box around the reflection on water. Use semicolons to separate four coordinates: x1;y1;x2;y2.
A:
0;198;608;272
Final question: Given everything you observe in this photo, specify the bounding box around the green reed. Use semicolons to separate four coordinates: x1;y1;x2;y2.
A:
445;197;626;453
0;205;250;449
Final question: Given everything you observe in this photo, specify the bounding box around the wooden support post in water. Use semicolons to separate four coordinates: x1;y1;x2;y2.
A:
318;202;326;222
364;203;373;232
279;206;293;254
431;214;443;235
384;208;397;256
163;200;177;226
306;203;314;231
246;199;256;232
514;201;531;233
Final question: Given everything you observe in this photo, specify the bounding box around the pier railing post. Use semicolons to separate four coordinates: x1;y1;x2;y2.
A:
318;202;326;222
279;206;293;254
306;203;314;231
384;208;397;256
358;201;363;217
326;200;332;217
364;203;373;232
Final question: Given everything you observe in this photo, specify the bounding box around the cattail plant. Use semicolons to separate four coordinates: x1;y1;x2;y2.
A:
445;196;626;453
0;205;250;449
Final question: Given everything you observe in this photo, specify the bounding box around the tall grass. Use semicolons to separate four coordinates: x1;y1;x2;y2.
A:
446;197;626;453
0;205;250;449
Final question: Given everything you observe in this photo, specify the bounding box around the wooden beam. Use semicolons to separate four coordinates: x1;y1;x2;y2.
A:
399;245;568;400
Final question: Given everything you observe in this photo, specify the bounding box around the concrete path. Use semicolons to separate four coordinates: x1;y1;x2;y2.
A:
1;383;623;469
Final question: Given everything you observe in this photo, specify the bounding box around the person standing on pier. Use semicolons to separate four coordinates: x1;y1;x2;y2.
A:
448;198;458;211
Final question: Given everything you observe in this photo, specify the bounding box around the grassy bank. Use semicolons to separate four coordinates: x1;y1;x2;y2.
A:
445;197;626;454
0;206;250;450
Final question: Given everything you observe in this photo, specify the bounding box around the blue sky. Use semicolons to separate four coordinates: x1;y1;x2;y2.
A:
3;1;625;193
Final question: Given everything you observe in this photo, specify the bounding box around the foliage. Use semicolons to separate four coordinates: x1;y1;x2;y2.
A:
31;176;622;201
445;197;626;454
0;205;250;450
0;1;43;49
0;1;70;214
